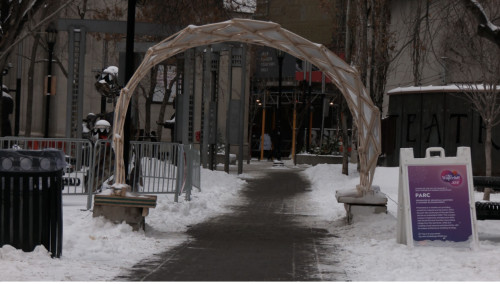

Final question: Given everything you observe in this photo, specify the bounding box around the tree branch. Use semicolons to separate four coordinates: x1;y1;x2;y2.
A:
0;0;75;63
463;0;500;48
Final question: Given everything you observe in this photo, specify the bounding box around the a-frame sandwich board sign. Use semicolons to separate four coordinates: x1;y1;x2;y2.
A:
397;147;478;248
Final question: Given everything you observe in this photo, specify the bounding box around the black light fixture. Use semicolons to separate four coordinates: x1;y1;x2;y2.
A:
46;24;57;47
276;49;284;60
44;23;57;138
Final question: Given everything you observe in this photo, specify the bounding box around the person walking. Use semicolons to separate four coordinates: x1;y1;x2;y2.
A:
271;126;281;161
261;132;272;160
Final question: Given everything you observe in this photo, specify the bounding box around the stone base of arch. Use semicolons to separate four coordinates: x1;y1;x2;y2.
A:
336;185;387;223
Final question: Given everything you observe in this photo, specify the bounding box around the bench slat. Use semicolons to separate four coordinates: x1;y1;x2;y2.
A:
94;194;157;208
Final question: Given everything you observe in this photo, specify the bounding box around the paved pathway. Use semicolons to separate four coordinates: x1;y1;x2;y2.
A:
116;164;346;281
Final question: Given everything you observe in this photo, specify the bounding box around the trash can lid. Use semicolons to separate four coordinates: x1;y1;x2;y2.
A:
0;149;67;172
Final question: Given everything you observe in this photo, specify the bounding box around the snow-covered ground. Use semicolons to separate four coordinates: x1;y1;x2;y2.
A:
304;163;500;281
1;160;499;281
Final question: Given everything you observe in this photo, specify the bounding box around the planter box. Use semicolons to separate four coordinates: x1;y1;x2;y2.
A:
295;154;344;166
216;153;237;165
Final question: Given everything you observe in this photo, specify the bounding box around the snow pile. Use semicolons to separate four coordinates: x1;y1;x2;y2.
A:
103;66;118;77
148;168;246;232
0;168;246;281
302;163;359;220
304;163;500;281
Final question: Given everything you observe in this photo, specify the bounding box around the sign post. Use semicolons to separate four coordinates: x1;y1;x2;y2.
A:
397;147;478;248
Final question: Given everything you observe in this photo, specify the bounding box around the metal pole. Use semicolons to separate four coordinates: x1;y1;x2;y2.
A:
101;40;108;114
224;46;232;173
320;96;326;148
15;42;22;136
302;61;307;153
277;51;283;161
124;0;136;183
260;91;267;160
320;72;326;149
44;42;55;138
237;44;247;174
306;62;312;152
292;91;297;164
175;145;184;202
201;47;212;168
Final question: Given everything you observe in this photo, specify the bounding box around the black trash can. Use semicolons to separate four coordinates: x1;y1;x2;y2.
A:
0;149;66;258
475;201;500;220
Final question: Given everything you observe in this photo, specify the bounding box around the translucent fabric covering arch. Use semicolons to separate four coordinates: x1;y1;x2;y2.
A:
112;18;381;194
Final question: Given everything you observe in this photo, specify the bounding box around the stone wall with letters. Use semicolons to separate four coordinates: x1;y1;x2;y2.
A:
383;92;500;175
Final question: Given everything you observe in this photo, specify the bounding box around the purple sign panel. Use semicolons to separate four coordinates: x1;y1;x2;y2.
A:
408;165;472;243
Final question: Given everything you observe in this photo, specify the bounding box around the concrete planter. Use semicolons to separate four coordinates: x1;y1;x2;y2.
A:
216;153;237;165
295;154;344;166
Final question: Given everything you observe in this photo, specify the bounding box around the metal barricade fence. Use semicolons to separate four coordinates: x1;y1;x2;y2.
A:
91;139;115;194
191;146;201;190
182;144;201;201
1;138;202;208
128;141;180;196
127;142;200;201
0;137;95;207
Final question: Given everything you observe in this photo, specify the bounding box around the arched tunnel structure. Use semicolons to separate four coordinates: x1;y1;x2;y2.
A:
112;18;381;194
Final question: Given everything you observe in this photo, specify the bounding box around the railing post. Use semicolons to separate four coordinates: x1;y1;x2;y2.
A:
185;145;193;201
86;141;95;210
175;144;184;202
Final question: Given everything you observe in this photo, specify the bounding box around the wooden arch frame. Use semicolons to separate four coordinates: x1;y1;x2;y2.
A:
112;18;381;194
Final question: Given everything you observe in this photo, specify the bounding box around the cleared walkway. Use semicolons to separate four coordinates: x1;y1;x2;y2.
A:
116;163;347;281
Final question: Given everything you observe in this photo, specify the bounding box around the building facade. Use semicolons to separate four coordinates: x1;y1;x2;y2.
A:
1;1;253;165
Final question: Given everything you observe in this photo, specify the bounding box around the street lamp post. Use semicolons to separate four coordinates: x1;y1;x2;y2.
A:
276;49;284;161
44;24;57;138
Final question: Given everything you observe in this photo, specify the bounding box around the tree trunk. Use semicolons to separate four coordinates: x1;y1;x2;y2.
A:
358;0;368;84
369;0;376;96
345;0;352;63
156;71;180;139
156;90;170;139
145;97;152;135
483;123;493;201
25;35;41;137
144;66;158;135
411;0;423;86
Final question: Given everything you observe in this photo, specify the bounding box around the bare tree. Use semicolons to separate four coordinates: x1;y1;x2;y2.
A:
0;0;74;66
443;0;500;200
140;65;159;135
156;68;180;139
135;0;248;141
24;34;42;137
462;0;500;49
347;0;393;174
0;0;74;136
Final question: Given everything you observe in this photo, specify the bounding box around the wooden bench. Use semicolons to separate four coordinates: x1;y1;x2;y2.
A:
336;186;388;223
93;194;157;230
